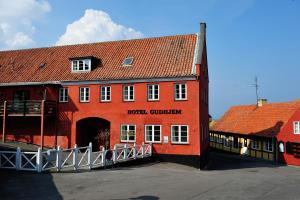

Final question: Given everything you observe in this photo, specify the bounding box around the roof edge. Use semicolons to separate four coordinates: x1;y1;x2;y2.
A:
0;76;197;87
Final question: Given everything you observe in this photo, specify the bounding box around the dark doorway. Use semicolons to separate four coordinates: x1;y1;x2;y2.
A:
76;117;110;151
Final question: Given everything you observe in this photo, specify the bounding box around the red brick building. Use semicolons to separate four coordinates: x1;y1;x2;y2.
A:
0;24;209;168
210;99;300;166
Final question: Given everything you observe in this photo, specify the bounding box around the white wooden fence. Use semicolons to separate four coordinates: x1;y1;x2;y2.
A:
0;143;152;173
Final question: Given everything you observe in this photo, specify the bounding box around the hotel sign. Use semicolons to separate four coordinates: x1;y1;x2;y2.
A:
128;109;182;115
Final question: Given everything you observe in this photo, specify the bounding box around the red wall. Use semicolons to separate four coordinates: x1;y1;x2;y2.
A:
60;80;202;156
277;110;300;166
0;79;208;157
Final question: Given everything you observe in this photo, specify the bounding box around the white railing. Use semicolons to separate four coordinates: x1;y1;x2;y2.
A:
0;142;152;173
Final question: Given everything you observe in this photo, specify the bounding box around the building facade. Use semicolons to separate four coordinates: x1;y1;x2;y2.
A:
0;24;209;168
210;99;300;166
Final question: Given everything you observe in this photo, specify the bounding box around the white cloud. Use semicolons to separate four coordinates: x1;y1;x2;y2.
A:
0;0;51;50
56;9;143;46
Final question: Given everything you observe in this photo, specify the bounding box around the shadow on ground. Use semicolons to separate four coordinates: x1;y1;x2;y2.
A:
206;151;283;171
0;170;62;200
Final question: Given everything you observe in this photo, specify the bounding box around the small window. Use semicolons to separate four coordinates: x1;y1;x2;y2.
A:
123;85;134;101
148;84;159;101
80;87;90;102
209;133;215;142
264;139;273;152
294;121;300;134
233;136;239;148
145;125;161;143
251;139;259;150
174;83;187;100
59;88;68;102
122;57;134;66
72;59;91;72
171;125;189;144
120;124;136;142
224;136;231;147
100;86;111;102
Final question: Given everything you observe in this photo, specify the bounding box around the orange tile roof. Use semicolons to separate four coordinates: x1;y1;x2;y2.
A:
211;100;300;137
0;34;197;84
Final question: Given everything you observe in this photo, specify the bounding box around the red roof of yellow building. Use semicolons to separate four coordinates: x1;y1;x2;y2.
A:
211;100;300;137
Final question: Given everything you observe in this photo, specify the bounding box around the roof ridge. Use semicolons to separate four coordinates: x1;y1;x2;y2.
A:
0;33;197;53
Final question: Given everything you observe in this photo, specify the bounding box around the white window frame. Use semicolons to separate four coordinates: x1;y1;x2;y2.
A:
264;139;273;152
71;59;91;72
294;121;300;134
224;136;231;147
59;88;68;103
123;85;134;101
100;86;111;102
145;125;162;143
209;133;215;142
174;83;187;101
120;124;136;142
171;125;189;144
80;87;90;102
147;84;159;101
251;139;259;150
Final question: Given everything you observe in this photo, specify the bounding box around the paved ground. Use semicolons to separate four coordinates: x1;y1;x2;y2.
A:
1;152;300;200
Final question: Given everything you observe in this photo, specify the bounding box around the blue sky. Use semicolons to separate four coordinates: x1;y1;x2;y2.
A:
1;0;300;118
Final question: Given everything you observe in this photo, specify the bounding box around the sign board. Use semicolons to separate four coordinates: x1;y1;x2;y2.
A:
163;136;169;144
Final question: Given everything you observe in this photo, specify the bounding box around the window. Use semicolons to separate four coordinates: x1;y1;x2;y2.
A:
59;88;68;102
264;139;273;152
209;133;215;142
251;139;259;149
122;57;134;66
100;86;111;102
233;137;239;149
224;136;231;147
171;125;188;144
294;121;300;134
145;125;161;143
217;135;223;144
72;59;91;72
123;85;134;101
174;83;187;100
120;124;136;142
148;84;159;101
80;87;90;102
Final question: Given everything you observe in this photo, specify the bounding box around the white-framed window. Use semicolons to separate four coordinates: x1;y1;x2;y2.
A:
123;85;134;101
264;139;273;152
100;86;111;102
217;135;223;144
145;125;161;143
251;139;259;149
209;133;215;142
171;125;189;144
120;124;136;142
174;83;187;100
294;121;300;134
80;87;90;102
71;59;91;72
224;136;231;147
59;88;68;102
233;136;239;148
147;84;159;101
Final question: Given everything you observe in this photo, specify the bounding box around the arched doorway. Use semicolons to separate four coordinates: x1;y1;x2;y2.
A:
76;117;110;151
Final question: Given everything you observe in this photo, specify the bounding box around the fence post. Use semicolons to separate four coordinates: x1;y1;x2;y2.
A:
124;144;128;160
149;143;153;156
142;142;145;158
133;143;137;159
113;145;117;163
102;150;106;167
16;147;21;171
73;144;78;171
88;142;93;170
36;148;42;173
56;146;62;171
